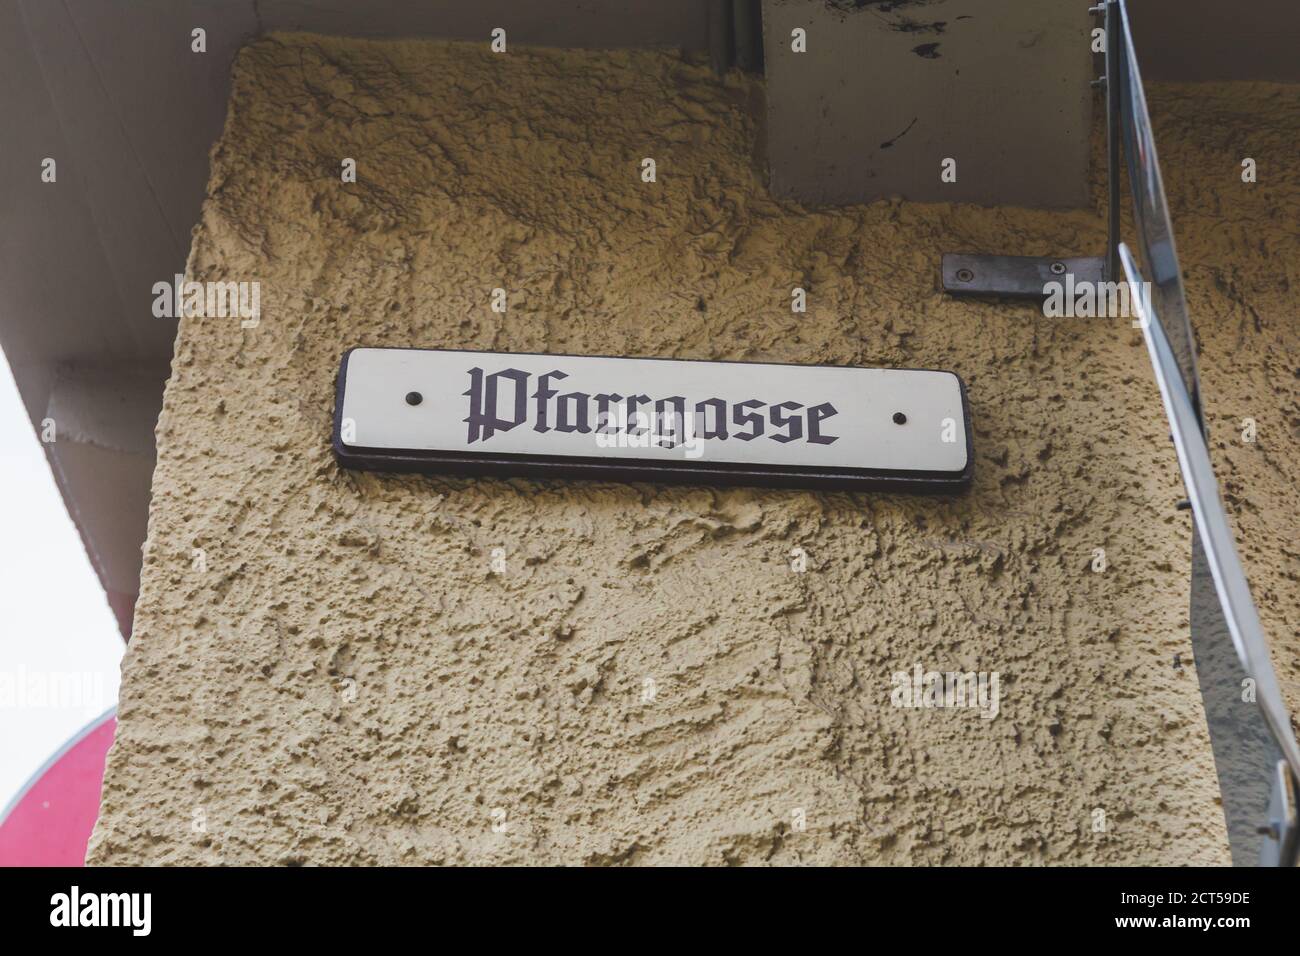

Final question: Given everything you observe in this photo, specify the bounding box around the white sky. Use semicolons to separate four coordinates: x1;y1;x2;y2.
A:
0;352;123;813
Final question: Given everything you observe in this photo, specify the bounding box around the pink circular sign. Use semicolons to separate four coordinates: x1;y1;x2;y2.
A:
0;709;116;867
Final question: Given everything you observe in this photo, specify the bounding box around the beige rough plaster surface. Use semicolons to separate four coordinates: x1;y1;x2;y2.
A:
89;36;1300;865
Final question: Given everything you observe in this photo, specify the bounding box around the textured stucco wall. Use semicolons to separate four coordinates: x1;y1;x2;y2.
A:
88;35;1299;865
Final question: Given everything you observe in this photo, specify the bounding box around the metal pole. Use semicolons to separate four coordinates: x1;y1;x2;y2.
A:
1105;0;1121;282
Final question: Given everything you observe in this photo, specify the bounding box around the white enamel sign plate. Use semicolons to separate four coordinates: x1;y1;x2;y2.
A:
333;348;972;492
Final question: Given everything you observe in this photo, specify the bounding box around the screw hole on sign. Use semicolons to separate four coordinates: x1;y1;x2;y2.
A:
893;412;907;425
406;391;423;406
956;268;974;282
1050;261;1066;275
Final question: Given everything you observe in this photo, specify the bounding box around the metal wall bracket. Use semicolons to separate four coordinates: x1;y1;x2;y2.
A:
942;254;1104;298
1260;761;1299;866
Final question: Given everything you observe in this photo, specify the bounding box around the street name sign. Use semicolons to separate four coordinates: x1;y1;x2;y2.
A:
333;347;972;492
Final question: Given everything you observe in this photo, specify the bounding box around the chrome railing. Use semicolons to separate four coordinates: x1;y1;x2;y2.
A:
943;0;1299;865
1111;0;1299;866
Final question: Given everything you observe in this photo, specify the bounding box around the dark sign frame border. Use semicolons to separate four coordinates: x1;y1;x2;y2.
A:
331;346;975;494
